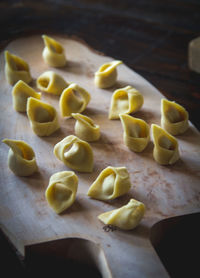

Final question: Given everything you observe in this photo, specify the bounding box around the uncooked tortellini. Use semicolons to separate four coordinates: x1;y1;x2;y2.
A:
4;50;32;85
120;114;150;152
42;35;67;67
161;98;189;135
87;166;131;201
152;124;179;165
98;198;145;230
45;171;78;214
2;139;37;176
54;135;94;172
109;86;144;120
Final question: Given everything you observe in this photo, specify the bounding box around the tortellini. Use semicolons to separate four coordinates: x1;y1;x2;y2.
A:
120;114;150;152
87;166;131;201
94;60;122;89
54;135;94;172
2;139;37;176
27;97;60;136
109;86;144;120
12;80;41;112
45;171;78;214
72;113;100;142
59;83;91;117
152;124;180;165
161;98;189;135
36;71;69;96
98;198;145;230
42;35;67;67
4;50;32;85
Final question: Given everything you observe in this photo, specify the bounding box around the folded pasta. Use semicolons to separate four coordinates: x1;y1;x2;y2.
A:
54;135;94;172
12;80;41;112
36;71;69;95
152;124;180;165
120;114;150;152
2;139;37;176
94;60;122;89
59;83;91;117
161;98;189;135
72;113;100;142
27;97;60;136
42;35;67;67
109;85;144;120
45;171;78;214
87;166;131;201
4;50;32;85
98;198;145;230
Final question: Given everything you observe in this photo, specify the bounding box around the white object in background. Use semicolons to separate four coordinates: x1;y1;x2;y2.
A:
188;37;200;73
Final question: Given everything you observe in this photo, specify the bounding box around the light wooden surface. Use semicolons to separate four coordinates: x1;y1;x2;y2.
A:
0;35;200;278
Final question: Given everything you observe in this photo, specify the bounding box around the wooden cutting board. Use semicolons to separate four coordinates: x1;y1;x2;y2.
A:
0;35;200;277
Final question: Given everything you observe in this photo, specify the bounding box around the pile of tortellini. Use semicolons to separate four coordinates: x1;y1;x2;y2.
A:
2;35;189;231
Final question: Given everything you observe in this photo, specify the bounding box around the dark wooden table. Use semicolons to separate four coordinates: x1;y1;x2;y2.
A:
0;0;200;276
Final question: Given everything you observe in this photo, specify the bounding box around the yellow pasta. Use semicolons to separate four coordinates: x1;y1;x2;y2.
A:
109;85;144;120
27;97;60;136
45;171;78;214
72;113;100;142
4;50;32;85
98;198;145;230
87;166;131;201
2;139;37;176
59;83;91;117
152;124;180;165
54;135;94;172
36;71;69;96
94;60;122;89
120;114;150;152
161;98;189;135
12;80;41;112
42;35;67;67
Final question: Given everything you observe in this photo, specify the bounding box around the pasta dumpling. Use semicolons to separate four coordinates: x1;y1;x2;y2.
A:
152;124;179;165
42;35;67;67
2;139;37;176
54;135;94;172
4;50;32;85
87;166;131;201
36;71;69;96
109;86;144;120
59;83;91;117
12;80;41;112
161;98;189;135
98;198;145;230
94;60;122;89
27;97;60;136
120;114;150;152
45;171;78;214
72;113;100;142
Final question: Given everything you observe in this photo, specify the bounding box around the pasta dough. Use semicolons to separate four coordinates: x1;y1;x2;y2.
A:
72;113;100;142
120;114;150;152
4;50;32;85
87;166;131;201
152;124;180;165
94;60;122;89
42;35;67;67
45;171;78;214
98;198;145;230
12;80;41;112
2;139;37;176
109;86;144;120
54;135;94;172
27;97;60;136
59;83;91;117
36;71;69;95
161;98;189;135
